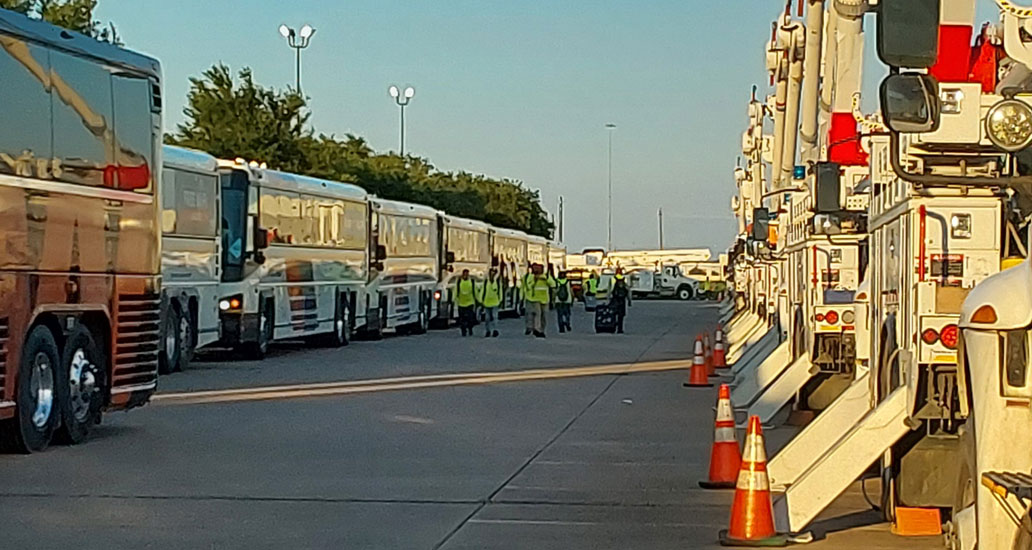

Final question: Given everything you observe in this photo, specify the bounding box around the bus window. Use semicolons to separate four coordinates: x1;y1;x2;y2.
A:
50;49;115;188
112;75;154;192
0;39;52;177
221;171;249;282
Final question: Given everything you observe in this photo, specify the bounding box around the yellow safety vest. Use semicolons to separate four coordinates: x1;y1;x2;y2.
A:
586;278;598;294
478;279;502;308
523;274;552;304
456;278;477;307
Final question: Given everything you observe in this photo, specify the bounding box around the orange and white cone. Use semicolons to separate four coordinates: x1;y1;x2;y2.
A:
713;327;727;369
704;332;716;376
683;335;713;387
700;384;741;489
719;416;788;546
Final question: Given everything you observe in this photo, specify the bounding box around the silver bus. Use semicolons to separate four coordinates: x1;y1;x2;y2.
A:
490;227;530;316
216;159;368;357
159;146;221;372
433;214;492;326
360;198;440;337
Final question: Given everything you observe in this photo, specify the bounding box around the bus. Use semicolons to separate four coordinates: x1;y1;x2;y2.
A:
0;10;163;451
527;235;548;273
433;214;492;327
215;160;368;357
548;242;567;273
361;198;439;337
490;228;530;316
159;146;221;373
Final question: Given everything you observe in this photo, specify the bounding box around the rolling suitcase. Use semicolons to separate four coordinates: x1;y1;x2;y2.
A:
594;304;617;333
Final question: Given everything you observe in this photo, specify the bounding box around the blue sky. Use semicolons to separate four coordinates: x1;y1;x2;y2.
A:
92;1;1000;256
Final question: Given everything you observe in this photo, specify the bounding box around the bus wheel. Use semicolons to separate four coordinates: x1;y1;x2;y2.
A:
412;294;430;335
4;326;60;453
245;304;272;359
56;326;104;445
321;297;350;347
176;309;195;371
159;306;182;375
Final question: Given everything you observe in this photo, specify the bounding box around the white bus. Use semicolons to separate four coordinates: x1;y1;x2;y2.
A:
360;198;440;337
215;160;368;357
433;214;492;327
159;146;222;372
548;242;567;273
490;228;530;316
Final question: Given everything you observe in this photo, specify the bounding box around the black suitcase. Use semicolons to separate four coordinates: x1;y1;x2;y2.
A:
594;304;617;333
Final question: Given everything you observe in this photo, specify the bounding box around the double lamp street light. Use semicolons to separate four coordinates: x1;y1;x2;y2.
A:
389;85;415;156
278;24;316;93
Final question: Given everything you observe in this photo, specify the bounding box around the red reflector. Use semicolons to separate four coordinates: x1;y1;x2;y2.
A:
825;311;839;324
815;313;825;322
922;328;940;345
940;324;959;349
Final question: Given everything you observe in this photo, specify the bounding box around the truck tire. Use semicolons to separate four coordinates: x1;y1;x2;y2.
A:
56;326;105;445
676;285;693;301
3;326;60;453
159;305;182;375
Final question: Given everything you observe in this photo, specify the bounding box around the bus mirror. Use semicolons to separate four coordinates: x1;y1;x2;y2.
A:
880;73;940;134
446;251;456;264
375;244;388;261
876;0;939;69
814;162;841;214
254;250;267;265
254;226;270;250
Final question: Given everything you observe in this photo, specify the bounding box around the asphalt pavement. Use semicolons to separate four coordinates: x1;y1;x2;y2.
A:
0;301;940;549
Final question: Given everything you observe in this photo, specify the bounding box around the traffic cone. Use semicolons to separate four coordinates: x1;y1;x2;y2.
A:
700;384;741;489
704;332;716;376
713;326;727;369
719;416;788;547
683;335;713;388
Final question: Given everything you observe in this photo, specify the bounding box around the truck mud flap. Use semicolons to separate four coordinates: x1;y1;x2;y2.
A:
767;372;872;491
772;386;910;534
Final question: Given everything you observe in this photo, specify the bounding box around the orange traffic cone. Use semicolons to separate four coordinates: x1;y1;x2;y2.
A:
700;384;741;489
713;326;727;369
719;416;788;547
683;335;713;388
704;333;716;376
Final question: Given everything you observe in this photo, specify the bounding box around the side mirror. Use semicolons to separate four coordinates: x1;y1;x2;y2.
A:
254;251;267;265
751;207;769;241
876;0;940;69
375;244;388;261
446;251;456;264
880;73;940;134
814;162;841;214
253;226;270;250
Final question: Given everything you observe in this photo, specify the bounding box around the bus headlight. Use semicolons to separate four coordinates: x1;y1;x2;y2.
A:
986;99;1032;152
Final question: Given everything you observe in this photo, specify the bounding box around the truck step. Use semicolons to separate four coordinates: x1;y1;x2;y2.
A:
772;386;910;534
982;471;1032;501
744;354;814;425
768;372;872;490
727;316;767;364
730;326;780;377
730;338;790;409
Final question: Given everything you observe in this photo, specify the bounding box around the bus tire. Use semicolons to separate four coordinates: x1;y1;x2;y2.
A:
55;326;105;445
245;302;272;359
159;305;182;375
3;326;60;453
177;306;196;371
412;293;429;335
320;295;350;348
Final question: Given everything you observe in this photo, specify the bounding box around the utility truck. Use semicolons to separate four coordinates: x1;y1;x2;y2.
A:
626;265;699;300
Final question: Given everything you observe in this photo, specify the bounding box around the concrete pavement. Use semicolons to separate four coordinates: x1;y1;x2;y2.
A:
0;302;940;549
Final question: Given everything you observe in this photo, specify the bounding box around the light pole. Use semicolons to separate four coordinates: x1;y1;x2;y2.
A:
605;123;616;252
278;24;315;93
389;85;415;155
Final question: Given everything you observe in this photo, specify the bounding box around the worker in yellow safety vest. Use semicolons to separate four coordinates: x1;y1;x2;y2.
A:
584;272;599;312
456;269;477;337
554;271;573;333
478;267;502;338
522;263;554;338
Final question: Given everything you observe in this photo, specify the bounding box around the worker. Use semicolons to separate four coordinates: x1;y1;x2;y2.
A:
456;269;477;337
478;267;502;337
584;272;599;311
609;269;631;334
522;263;553;338
554;270;573;333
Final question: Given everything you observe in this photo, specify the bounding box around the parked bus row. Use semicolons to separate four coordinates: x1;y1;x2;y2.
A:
160;147;565;372
0;9;561;453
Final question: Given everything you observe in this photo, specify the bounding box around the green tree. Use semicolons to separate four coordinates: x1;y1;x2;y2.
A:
1;0;120;43
168;64;554;238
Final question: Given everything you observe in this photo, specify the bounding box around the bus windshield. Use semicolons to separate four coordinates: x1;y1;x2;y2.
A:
221;170;249;282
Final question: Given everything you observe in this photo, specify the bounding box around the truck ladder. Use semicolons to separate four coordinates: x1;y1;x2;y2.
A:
767;372;872;490
730;326;780;377
772;386;910;534
730;338;791;408
744;354;814;425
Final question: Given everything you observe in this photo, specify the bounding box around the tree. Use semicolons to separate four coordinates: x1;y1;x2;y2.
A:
169;64;555;238
1;0;120;43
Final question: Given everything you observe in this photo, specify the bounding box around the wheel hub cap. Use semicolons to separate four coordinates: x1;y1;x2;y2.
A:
68;349;96;422
30;352;54;428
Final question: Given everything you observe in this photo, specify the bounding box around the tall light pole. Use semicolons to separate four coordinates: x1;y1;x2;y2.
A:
605;123;617;252
389;85;415;155
278;24;316;93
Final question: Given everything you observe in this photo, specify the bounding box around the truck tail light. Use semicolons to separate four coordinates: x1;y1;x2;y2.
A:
815;313;825;322
971;305;998;324
825;310;839;324
922;328;940;345
940;324;959;349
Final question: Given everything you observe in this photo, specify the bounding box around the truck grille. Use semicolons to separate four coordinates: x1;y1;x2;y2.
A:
113;292;161;388
0;317;7;397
